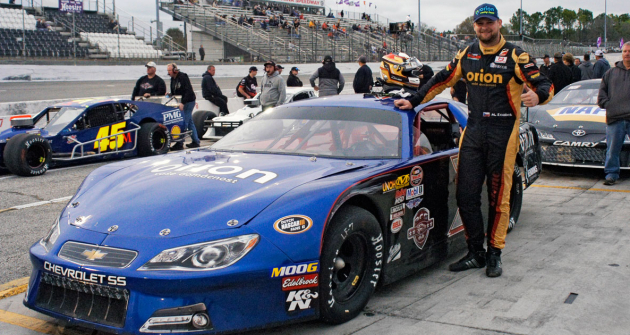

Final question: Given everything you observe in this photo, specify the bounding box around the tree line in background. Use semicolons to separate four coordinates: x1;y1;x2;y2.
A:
452;6;630;45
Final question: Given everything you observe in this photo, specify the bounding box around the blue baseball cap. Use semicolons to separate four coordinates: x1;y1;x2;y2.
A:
474;3;499;22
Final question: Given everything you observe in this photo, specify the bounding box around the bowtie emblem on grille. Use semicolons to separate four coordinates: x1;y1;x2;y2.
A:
81;249;108;261
572;129;586;137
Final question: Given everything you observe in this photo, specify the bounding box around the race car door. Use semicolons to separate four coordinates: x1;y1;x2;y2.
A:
73;103;131;155
384;103;461;283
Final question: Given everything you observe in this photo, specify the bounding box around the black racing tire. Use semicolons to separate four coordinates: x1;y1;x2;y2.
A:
193;110;217;140
320;205;384;324
507;167;523;233
137;122;170;157
3;133;52;176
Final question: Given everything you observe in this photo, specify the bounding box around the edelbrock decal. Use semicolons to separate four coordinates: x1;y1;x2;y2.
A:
274;215;313;235
43;261;126;286
281;274;318;291
138;159;278;184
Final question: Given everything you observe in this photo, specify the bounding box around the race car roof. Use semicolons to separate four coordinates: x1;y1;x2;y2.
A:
49;98;134;109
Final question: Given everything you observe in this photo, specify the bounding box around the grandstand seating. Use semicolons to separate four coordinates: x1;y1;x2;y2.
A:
45;10;124;34
81;32;162;58
0;28;89;57
0;7;37;30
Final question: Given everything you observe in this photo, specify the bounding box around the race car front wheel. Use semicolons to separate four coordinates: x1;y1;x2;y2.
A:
320;205;383;324
507;167;523;233
3;133;52;176
138;122;170;156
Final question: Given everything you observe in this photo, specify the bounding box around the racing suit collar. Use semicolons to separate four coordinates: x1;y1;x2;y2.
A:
479;35;506;56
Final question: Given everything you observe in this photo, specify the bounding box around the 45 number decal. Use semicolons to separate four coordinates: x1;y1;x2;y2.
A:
94;122;130;152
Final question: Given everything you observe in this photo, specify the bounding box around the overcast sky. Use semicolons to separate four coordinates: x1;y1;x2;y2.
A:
37;0;628;32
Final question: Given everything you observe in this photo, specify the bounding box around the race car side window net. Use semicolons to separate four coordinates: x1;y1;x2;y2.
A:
84;104;122;129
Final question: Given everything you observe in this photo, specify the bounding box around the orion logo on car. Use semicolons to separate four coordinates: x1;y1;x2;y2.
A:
406;185;424;200
274;215;313;235
43;261;126;286
139;159;278;184
285;289;318;312
271;262;318;278
281;274;318;291
410;166;423;186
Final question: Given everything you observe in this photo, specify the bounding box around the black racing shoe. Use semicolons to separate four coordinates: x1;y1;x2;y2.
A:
171;142;184;151
486;248;503;277
449;247;486;272
603;177;617;186
186;142;200;148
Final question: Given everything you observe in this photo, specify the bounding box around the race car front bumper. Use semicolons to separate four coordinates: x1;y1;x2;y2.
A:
540;141;630;169
24;234;318;334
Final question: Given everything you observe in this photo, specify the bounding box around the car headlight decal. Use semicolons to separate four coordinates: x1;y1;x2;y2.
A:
537;130;555;140
40;218;60;252
139;234;259;271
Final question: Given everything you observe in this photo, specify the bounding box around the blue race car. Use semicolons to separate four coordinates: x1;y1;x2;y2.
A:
0;98;186;176
24;95;542;334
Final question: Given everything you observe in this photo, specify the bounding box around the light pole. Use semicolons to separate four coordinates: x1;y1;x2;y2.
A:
519;0;523;41
604;0;607;49
22;1;25;57
155;0;161;49
417;0;421;58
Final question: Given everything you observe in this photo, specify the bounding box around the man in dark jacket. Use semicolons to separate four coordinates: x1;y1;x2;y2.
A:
236;66;258;99
539;54;551;77
598;42;630;185
418;63;434;88
131;61;166;100
579;53;594;80
202;65;229;117
199;45;205;61
310;55;345;96
167;63;198;149
287;67;303;87
593;50;611;79
353;55;373;93
547;52;572;94
563;53;581;84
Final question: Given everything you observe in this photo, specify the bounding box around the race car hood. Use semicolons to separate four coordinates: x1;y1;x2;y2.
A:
529;104;607;142
67;150;365;238
213;112;255;122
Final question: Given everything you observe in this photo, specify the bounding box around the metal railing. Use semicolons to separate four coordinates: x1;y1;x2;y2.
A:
56;122;141;161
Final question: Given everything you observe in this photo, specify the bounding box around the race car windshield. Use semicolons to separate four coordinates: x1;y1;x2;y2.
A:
548;83;600;106
39;107;85;135
213;106;402;159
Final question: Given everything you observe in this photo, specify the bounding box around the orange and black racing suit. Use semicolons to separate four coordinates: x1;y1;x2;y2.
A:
408;36;553;250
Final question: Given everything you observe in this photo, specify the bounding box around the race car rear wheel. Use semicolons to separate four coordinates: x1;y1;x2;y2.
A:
3;133;52;176
320;205;383;324
507;167;523;233
138;122;170;156
193;110;217;140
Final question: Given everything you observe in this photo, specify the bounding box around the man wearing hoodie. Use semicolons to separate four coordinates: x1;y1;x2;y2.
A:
287;67;303;87
260;60;287;111
579;53;594;80
201;65;229;117
310;55;345;97
598;42;630;185
593;50;611;79
167;63;198;149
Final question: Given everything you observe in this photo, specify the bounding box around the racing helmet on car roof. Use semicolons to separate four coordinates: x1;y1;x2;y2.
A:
379;53;423;90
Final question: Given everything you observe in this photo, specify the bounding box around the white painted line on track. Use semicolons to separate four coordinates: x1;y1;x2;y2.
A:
0;196;72;213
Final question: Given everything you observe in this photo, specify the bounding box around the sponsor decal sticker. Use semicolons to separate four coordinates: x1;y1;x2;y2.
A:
499;48;509;57
406;198;423;210
286;289;318;312
396;175;410;189
394;195;405;205
451;155;459;173
448;209;464;237
406;185;424;200
390;204;405;214
410;166;423;186
391;218;403;233
489;63;507;69
527;165;539;177
495;56;507;64
407;208;435;250
483;112;491;117
524;63;534;68
387;243;401;263
467;53;481;60
382;180;396;193
94;121;130;152
282;274;318;291
43;261;126;286
394;188;406;204
274;215;313;235
271;262;318;278
390;208;405;220
531;73;540;79
162;109;183;125
138;159;278;184
66;135;77;144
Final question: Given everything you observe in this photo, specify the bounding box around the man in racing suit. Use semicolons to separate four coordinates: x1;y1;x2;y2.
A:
395;3;553;277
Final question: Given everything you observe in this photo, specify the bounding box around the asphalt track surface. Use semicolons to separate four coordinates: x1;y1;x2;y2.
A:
0;75;355;103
